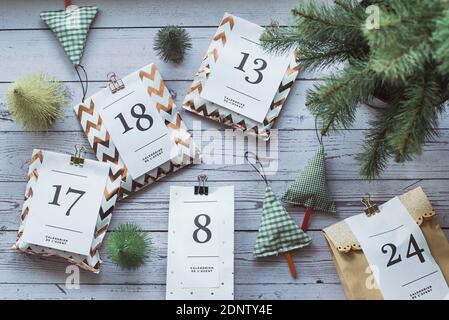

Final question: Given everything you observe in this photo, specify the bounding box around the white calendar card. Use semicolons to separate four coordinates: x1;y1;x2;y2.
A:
345;197;449;300
21;150;112;256
84;69;178;180
75;64;199;198
166;185;234;300
201;15;294;123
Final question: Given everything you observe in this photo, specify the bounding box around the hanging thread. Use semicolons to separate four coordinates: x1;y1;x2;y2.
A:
74;64;89;102
244;151;269;186
314;116;323;145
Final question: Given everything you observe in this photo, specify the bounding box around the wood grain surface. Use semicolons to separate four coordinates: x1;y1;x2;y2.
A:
0;0;448;300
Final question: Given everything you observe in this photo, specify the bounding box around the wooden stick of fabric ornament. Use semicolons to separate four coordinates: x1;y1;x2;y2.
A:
245;152;312;279
281;118;337;231
40;1;98;102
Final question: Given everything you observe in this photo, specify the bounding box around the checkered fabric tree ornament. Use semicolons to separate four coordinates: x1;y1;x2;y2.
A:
40;2;98;66
245;152;311;279
282;143;336;232
40;1;97;101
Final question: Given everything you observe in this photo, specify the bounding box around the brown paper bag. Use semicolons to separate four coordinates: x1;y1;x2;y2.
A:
323;187;449;300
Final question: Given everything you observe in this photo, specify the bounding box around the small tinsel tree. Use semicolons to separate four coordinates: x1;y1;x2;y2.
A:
154;26;192;63
261;0;449;178
7;73;69;130
106;223;151;270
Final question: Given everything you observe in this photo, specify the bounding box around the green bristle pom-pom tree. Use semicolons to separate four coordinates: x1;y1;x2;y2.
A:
7;73;69;130
154;26;192;63
106;223;151;270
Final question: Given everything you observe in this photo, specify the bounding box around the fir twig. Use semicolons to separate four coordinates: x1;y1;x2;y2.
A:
259;0;449;178
389;76;443;162
106;223;151;270
307;60;378;135
154;26;192;63
432;9;449;76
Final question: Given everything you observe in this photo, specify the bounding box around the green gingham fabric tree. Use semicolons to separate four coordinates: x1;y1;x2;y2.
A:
40;1;98;101
40;4;98;66
282;143;336;232
246;152;311;279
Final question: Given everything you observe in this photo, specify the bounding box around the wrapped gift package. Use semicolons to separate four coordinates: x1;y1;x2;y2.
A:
323;187;449;299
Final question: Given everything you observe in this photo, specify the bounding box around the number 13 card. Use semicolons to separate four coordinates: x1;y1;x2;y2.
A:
183;13;299;140
201;16;294;123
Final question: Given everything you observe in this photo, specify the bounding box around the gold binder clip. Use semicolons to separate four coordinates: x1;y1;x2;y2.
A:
194;174;209;195
361;194;380;217
107;72;125;94
70;144;86;167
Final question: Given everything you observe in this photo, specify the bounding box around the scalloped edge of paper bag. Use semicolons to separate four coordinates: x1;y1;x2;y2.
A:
324;186;436;253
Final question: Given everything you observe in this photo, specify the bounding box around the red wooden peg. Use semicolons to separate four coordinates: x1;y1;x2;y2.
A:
283;252;297;279
301;207;313;231
64;0;72;8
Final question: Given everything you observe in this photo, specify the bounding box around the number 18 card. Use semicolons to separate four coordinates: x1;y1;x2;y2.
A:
74;64;200;198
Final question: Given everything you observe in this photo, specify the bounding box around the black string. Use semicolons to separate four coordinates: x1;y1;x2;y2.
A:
314;116;323;145
244;151;269;186
78;64;89;98
74;64;89;102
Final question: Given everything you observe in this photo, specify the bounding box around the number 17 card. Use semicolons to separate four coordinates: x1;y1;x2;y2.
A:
15;149;123;273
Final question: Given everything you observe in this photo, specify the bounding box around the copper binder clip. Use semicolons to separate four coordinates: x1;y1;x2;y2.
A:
194;174;209;195
107;72;125;94
361;194;380;217
70;144;86;167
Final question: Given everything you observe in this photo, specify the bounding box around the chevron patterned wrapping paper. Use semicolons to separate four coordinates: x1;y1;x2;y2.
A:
13;149;123;273
74;64;200;199
182;13;300;141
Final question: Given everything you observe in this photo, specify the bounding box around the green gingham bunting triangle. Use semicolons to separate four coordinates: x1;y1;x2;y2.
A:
254;186;312;258
40;6;98;66
282;144;336;213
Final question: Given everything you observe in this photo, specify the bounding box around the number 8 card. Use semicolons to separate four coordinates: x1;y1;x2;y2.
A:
74;64;200;199
183;13;300;140
166;185;234;299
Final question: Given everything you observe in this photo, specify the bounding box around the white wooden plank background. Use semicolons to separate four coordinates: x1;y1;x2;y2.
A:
0;0;448;300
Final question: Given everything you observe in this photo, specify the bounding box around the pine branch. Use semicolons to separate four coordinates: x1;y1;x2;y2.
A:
307;60;378;135
334;0;354;12
261;0;449;178
364;0;443;82
260;0;368;68
261;25;363;71
369;40;432;83
388;74;444;162
432;9;449;76
356;113;395;180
